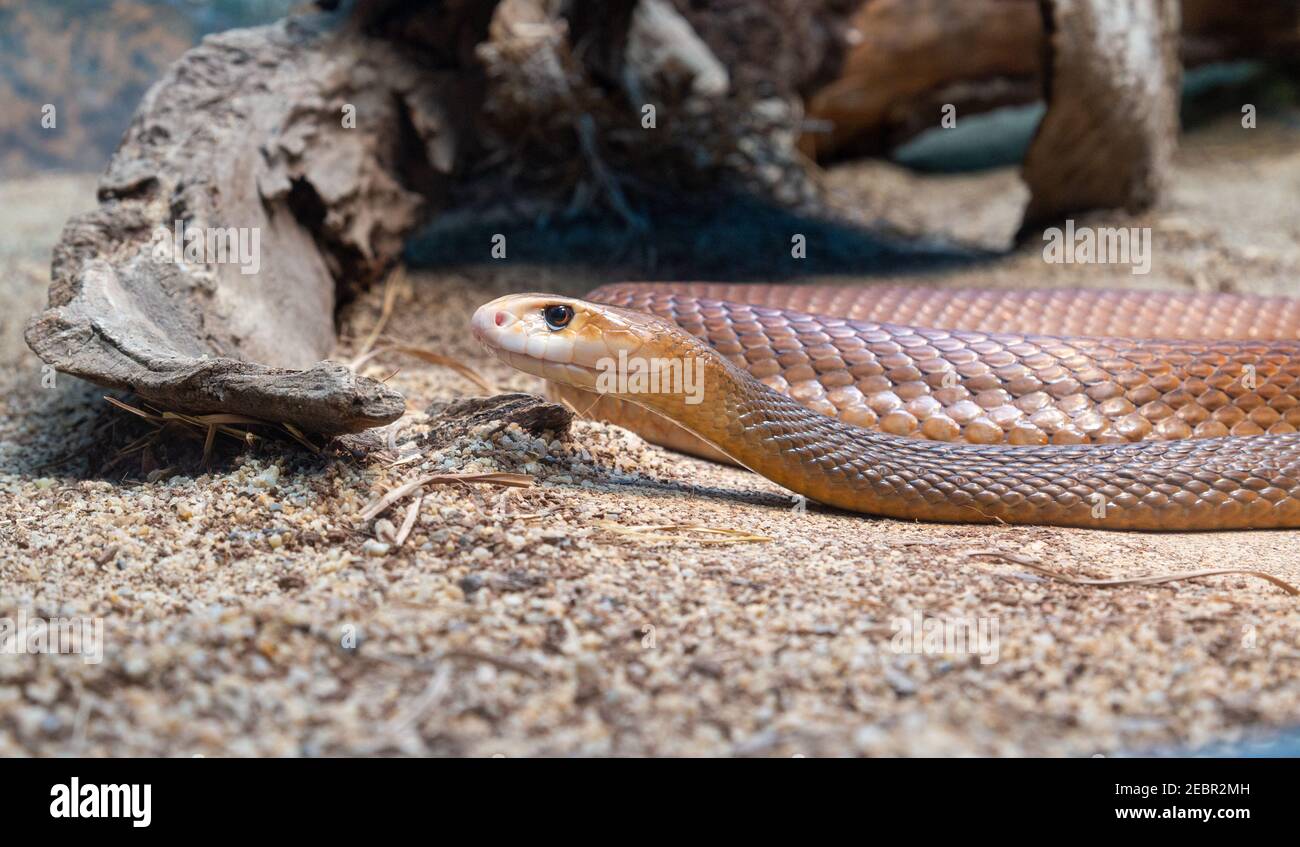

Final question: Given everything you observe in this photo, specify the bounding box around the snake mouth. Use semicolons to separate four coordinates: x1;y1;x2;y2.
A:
490;346;606;391
472;311;603;392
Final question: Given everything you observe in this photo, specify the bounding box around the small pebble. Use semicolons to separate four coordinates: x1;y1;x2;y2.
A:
253;466;280;489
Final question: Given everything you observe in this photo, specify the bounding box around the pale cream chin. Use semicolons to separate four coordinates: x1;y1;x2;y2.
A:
493;346;601;392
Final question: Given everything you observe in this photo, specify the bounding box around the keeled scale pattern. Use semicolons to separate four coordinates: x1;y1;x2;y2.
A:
587;285;1300;448
591;283;1300;340
653;329;1300;530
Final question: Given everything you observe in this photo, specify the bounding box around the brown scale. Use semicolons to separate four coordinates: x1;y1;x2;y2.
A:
552;302;1300;530
591;283;1300;340
554;285;1300;462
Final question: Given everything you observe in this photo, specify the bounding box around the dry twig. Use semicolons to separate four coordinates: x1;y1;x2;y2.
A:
967;549;1299;596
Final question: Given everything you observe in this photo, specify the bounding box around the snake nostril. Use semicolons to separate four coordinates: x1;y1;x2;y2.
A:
495;311;507;327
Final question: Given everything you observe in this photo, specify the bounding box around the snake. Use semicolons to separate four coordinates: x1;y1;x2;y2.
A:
470;285;1300;530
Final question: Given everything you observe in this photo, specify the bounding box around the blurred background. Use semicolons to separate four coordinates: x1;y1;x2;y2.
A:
0;0;299;177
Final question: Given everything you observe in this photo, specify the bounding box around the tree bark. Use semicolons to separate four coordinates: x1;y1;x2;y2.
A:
24;16;431;433
803;0;1298;161
802;0;1045;161
1020;0;1182;229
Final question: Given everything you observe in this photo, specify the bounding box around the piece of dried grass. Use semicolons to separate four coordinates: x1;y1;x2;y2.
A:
352;344;498;395
967;549;1299;596
394;494;423;548
350;264;405;367
360;472;534;522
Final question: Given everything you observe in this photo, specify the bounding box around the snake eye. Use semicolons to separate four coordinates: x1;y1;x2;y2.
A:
542;304;574;331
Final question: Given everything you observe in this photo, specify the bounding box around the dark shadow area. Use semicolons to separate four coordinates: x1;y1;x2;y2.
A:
554;459;797;511
399;61;1300;293
403;192;993;280
1180;61;1300;130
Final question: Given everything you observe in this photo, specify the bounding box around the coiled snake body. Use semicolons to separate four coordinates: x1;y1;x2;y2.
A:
471;286;1300;531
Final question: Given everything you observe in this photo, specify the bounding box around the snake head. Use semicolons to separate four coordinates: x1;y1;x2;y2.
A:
471;294;712;405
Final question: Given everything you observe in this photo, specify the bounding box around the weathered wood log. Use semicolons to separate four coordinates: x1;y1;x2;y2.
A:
802;0;1045;161
803;0;1300;161
24;0;864;434
1020;0;1182;228
22;14;448;433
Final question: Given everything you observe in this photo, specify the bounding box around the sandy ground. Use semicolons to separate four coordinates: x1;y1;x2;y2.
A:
3;111;1300;756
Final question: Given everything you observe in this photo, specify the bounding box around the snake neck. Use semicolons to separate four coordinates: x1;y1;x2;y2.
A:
619;338;1300;530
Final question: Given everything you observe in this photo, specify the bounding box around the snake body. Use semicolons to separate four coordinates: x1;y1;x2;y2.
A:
471;287;1300;530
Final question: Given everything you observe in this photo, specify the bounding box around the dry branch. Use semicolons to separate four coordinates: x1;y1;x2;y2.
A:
1020;0;1183;228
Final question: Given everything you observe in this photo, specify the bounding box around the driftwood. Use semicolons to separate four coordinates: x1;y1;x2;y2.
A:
1021;0;1182;228
25;0;862;434
24;16;423;433
803;0;1300;161
802;0;1046;161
